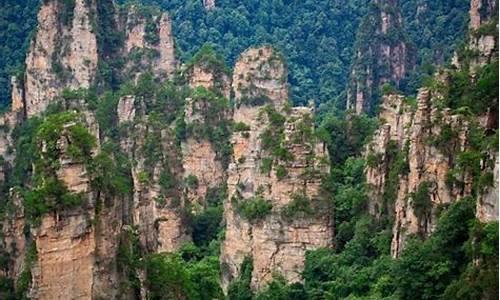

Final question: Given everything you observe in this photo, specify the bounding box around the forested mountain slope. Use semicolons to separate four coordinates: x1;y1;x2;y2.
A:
0;0;470;111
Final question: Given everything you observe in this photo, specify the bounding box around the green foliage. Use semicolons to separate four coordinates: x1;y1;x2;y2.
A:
274;165;287;180
445;60;499;115
401;0;470;92
239;95;272;107
89;142;132;198
281;193;314;219
303;216;394;299
15;242;37;300
58;0;76;26
0;0;471;110
472;18;499;37
233;195;273;223
95;91;120;137
233;122;250;132
36;112;95;162
259;105;294;168
191;206;223;248
13;112;96;224
255;276;306;300
24;177;84;224
185;174;199;190
302;198;483;300
117;227;141;297
393;198;476;300
366;152;382;168
328;156;368;251
442;221;499;300
187;43;230;78
145;253;196;300
144;16;160;45
411;182;432;225
429;123;459;155
227;256;254;300
382;140;409;214
320;113;378;166
0;276;15;300
137;171;150;184
260;157;273;175
0;0;38;108
9;117;42;186
186;86;233;168
95;0;125;90
183;253;224;299
159;168;177;196
145;245;224;300
381;83;398;95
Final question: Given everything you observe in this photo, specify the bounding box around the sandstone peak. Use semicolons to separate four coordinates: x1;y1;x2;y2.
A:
232;46;289;109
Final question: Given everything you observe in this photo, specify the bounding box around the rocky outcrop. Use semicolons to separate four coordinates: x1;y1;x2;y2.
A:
26;115;119;300
203;0;216;10
366;85;496;257
118;95;190;253
25;0;98;117
469;0;498;68
469;0;497;30
365;0;499;258
390;88;472;257
30;211;96;300
366;89;462;257
124;6;177;81
477;154;499;222
1;190;26;280
181;57;230;208
232;47;289;108
10;76;25;114
0;0;346;297
347;0;415;114
22;0;177;118
221;46;332;291
365;93;414;216
188;64;231;99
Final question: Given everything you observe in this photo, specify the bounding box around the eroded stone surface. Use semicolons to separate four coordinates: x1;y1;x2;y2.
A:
25;0;98;117
221;46;332;291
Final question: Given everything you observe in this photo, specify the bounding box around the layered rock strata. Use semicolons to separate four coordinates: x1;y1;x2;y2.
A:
220;47;332;290
23;0;177;118
347;0;414;114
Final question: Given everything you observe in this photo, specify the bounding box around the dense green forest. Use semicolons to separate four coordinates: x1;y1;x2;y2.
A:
0;0;38;110
0;0;470;110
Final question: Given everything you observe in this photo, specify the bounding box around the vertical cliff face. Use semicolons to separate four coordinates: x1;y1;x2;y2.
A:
364;93;413;217
117;94;190;253
469;0;497;30
221;47;332;290
392;89;472;257
366;87;475;257
477;153;499;222
29;127;97;300
364;0;499;258
181;50;231;208
469;0;499;68
25;109;121;300
123;6;177;81
25;0;99;117
1;190;26;280
23;0;177;118
347;0;414;114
